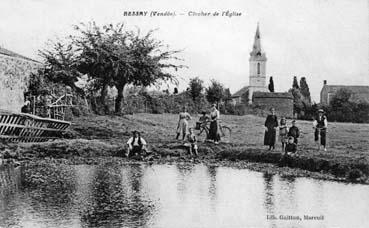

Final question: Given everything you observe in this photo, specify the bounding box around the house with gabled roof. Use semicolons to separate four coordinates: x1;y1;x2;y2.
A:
320;80;369;105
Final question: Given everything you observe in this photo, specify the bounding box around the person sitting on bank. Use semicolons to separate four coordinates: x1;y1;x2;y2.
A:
126;130;147;157
185;128;198;157
285;136;297;156
288;120;300;144
313;109;328;151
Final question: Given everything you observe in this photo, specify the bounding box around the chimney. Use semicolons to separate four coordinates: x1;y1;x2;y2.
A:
323;80;327;85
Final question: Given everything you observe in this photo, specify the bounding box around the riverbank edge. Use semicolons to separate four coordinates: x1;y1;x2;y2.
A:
1;139;368;184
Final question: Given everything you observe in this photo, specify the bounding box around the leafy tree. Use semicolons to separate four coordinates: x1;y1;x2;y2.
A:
288;87;304;116
292;76;299;89
300;77;311;104
173;87;178;94
224;88;232;99
241;90;249;104
71;22;183;113
328;89;355;122
330;88;352;107
268;76;274;92
39;42;83;94
206;79;225;105
188;77;204;101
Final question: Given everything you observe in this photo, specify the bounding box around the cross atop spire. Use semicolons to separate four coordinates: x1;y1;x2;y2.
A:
250;23;266;60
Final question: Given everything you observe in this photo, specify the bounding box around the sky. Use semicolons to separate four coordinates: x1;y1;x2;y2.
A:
0;0;368;102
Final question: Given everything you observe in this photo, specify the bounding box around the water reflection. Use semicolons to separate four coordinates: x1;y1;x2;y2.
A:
207;165;217;203
80;164;155;227
0;163;368;228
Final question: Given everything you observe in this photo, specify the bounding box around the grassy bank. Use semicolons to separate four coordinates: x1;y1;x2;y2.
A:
3;113;369;183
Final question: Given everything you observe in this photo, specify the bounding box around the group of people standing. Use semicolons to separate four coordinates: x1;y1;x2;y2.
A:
125;105;328;158
174;104;222;157
264;107;328;155
176;104;221;143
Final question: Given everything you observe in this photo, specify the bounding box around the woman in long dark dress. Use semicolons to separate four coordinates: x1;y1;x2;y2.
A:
209;104;220;144
264;107;278;150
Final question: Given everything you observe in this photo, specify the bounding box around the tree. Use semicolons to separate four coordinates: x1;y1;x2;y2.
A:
224;88;232;99
206;79;225;105
188;77;204;101
268;76;274;92
331;88;351;106
299;77;311;104
292;76;299;89
71;22;183;113
39;42;83;94
329;89;355;122
173;87;178;94
288;87;304;116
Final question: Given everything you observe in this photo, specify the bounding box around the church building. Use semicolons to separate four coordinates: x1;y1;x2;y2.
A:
230;24;293;117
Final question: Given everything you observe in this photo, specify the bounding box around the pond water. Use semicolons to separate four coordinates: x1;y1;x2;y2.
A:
0;163;369;228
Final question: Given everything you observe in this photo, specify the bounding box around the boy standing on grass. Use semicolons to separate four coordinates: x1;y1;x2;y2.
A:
186;128;198;157
288;120;300;144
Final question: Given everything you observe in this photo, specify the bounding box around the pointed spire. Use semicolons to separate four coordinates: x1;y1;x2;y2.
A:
250;23;266;60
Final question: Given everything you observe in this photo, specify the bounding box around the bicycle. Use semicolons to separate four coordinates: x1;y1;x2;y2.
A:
196;120;232;143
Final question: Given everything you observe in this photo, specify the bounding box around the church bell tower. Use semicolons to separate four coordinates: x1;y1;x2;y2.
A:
248;24;268;103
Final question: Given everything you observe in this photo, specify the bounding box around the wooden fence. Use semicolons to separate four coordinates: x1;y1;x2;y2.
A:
0;110;70;143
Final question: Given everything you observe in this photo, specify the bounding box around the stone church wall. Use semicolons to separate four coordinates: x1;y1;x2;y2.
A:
0;54;41;112
253;93;294;118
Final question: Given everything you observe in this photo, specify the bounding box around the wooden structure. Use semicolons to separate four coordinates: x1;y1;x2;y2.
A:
49;93;74;120
0;110;70;143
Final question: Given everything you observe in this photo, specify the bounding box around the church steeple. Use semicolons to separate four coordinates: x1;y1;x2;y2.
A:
248;23;268;104
250;23;266;61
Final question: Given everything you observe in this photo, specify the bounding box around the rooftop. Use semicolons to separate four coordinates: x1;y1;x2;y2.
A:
231;86;249;98
0;46;40;63
323;85;369;94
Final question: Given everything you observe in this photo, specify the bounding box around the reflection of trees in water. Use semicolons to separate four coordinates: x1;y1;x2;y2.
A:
80;164;155;227
0;167;22;227
20;163;77;222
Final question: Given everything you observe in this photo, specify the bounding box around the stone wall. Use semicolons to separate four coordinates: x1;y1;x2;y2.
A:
253;92;294;118
0;54;41;112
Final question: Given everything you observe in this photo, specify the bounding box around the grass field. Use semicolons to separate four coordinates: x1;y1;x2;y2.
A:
76;113;369;157
14;113;369;183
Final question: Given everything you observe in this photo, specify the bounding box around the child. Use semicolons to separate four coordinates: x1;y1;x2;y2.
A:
288;120;300;144
279;117;288;152
186;128;198;157
285;136;297;156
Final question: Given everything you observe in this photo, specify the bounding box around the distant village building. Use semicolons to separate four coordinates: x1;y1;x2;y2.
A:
0;47;42;112
230;24;293;117
320;80;369;105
